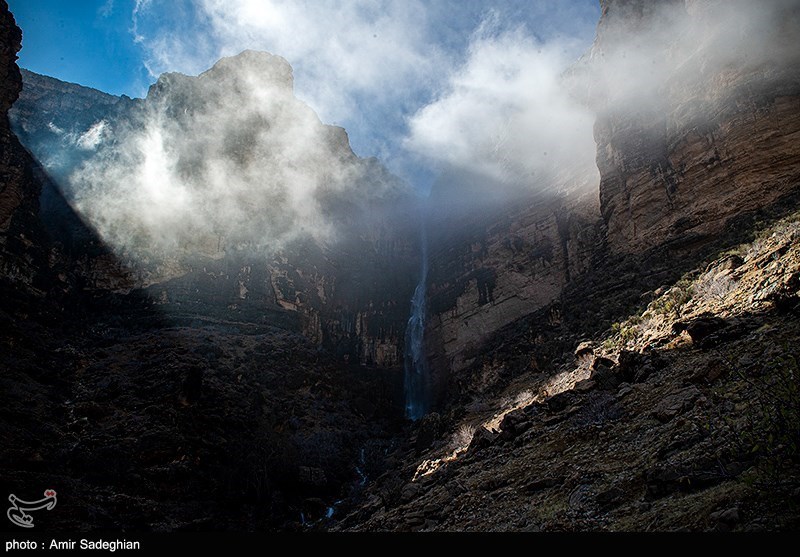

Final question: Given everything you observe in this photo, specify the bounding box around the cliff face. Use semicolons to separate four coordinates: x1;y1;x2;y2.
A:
423;0;800;402
592;0;800;253
11;55;421;368
426;178;601;384
0;0;46;295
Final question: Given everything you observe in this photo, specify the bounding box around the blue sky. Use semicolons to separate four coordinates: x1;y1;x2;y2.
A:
8;0;601;189
9;0;151;96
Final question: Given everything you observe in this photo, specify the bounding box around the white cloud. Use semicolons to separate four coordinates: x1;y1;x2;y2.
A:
128;1;599;173
405;24;598;190
404;0;800;195
134;0;444;126
69;52;404;266
131;0;152;44
98;0;115;18
75;120;107;151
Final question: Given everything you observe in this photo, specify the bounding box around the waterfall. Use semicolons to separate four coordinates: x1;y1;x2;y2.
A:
404;225;429;421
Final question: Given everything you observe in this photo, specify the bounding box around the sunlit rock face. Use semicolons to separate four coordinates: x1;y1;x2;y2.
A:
422;0;800;400
12;50;422;368
425;172;601;386
591;0;800;253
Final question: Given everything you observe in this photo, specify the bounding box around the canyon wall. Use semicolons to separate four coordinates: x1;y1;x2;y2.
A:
0;1;47;296
425;175;602;383
593;0;800;253
11;56;421;368
424;0;800;400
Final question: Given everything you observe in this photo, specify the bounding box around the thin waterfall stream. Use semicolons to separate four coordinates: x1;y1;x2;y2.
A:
404;225;429;420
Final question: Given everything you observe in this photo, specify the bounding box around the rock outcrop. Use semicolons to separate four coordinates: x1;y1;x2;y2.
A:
591;0;800;253
0;0;47;295
11;53;421;368
423;0;800;403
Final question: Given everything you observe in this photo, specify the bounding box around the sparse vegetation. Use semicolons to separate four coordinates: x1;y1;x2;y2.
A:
694;269;738;303
449;423;476;452
611;320;638;345
649;277;694;317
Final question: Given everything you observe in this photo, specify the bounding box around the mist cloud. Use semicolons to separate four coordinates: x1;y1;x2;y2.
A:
134;0;443;127
585;0;800;111
54;0;798;275
405;0;800;195
69;51;403;267
129;1;600;177
405;22;598;189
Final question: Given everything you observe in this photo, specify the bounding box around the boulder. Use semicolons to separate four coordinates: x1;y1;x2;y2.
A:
590;362;622;391
651;386;701;423
673;316;737;347
710;507;740;525
616;349;665;383
575;341;595;360
644;462;727;500
467;426;498;452
498;408;532;440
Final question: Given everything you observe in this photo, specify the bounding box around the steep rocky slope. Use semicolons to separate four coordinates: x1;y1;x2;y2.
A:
2;305;405;531
339;208;800;532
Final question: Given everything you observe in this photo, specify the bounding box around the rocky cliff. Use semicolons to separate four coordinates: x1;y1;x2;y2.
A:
592;0;800;253
11;54;421;368
0;0;47;296
424;0;800;404
425;173;601;393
